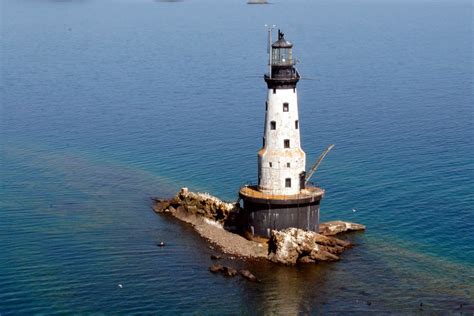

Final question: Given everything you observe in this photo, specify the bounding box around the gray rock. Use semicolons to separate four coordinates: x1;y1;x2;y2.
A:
154;187;240;224
209;264;224;273
185;205;198;214
298;256;316;264
222;266;238;277
309;249;340;262
239;269;258;282
319;221;366;236
267;228;318;265
268;228;350;265
153;199;170;213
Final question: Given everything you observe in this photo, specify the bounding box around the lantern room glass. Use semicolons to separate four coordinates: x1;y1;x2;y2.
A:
272;47;293;65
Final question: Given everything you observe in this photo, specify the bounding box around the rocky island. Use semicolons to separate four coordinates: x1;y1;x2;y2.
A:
153;188;365;266
153;31;366;268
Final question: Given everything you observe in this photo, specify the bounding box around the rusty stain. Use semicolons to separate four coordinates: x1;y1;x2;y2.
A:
240;185;324;201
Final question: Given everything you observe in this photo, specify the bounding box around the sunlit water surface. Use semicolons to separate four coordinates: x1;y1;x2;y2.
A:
1;0;473;313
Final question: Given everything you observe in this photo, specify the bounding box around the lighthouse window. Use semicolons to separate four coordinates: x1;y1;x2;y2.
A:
270;121;276;130
283;103;289;112
287;162;291;168
284;139;290;148
269;162;272;168
295;120;299;129
285;178;292;188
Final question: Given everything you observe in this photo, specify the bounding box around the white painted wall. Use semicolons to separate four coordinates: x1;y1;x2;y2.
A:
258;88;306;195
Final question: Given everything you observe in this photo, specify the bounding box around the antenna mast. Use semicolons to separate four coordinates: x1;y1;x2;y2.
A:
265;24;276;78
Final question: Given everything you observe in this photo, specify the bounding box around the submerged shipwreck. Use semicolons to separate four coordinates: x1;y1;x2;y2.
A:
153;29;365;266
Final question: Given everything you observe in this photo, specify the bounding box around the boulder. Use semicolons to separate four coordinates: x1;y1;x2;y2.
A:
153;188;240;224
298;256;316;264
153;199;170;213
185;204;198;215
268;228;318;265
222;266;238;277
239;269;258;282
319;221;366;236
314;233;352;248
309;249;340;262
268;228;351;265
209;264;224;273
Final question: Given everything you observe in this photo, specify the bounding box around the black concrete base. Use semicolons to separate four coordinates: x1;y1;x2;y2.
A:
240;197;321;237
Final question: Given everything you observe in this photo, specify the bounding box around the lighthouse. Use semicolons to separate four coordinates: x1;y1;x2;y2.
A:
239;30;324;237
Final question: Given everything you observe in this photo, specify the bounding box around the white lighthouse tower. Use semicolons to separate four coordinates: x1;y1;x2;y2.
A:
258;30;305;195
239;29;324;237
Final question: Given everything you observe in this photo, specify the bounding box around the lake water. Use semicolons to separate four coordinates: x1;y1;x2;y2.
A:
1;0;473;313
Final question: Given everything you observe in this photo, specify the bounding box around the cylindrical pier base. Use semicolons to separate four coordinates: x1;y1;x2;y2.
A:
239;186;324;237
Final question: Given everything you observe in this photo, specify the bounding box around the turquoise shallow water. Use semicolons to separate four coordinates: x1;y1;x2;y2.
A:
1;0;473;313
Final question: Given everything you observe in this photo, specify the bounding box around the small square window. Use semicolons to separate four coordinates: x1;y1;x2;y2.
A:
284;139;290;148
283;103;289;112
270;121;276;130
295;120;299;129
287;162;290;168
285;178;291;188
269;162;272;168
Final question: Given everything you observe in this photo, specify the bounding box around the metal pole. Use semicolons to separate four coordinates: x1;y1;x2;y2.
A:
305;144;335;185
265;24;275;78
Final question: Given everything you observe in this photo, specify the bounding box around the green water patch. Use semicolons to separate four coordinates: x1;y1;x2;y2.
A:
2;142;473;313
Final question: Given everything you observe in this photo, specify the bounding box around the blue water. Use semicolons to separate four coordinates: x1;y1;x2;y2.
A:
1;0;473;313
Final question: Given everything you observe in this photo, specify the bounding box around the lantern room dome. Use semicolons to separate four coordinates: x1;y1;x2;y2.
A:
272;30;293;48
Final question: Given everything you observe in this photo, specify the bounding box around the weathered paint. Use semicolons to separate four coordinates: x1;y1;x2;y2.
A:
258;88;305;195
239;185;323;236
239;185;324;203
242;199;320;237
240;30;323;236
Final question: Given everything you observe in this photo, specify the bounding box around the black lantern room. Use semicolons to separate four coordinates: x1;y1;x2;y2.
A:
264;30;300;89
